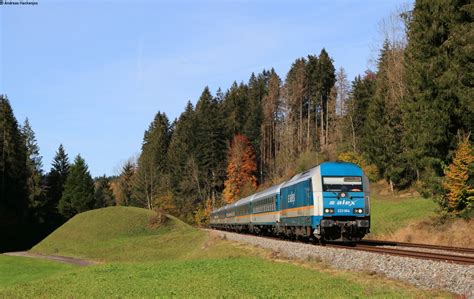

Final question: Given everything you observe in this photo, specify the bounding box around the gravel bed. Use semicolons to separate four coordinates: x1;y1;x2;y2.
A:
210;229;474;297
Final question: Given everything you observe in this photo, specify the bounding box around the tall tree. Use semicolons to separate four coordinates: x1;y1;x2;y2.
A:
46;144;70;220
344;72;376;153
261;69;281;181
317;49;336;147
194;87;227;204
365;41;408;190
58;155;95;218
403;0;473;189
222;135;257;203
168;102;201;216
0;95;28;223
134;112;171;210
285;58;308;153
21;118;46;221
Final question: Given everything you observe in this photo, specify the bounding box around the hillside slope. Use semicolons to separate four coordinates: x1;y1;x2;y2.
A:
32;206;206;262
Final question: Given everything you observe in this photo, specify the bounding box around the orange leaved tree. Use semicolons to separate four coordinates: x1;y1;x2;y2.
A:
442;135;474;214
222;135;257;204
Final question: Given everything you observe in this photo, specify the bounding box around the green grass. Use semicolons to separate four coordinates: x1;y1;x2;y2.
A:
369;194;437;236
0;255;76;288
0;257;447;298
0;206;450;298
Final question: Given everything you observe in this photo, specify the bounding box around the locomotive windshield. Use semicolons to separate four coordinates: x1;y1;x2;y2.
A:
322;176;363;192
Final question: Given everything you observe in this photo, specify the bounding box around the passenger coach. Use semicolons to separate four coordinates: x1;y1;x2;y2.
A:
210;162;370;242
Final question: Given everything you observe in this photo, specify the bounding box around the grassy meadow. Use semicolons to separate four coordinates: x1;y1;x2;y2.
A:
0;206;451;298
369;193;437;237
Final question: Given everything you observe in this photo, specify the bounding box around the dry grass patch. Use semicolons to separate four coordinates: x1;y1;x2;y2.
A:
388;218;473;248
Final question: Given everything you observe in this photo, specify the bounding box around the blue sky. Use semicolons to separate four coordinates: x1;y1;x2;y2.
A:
1;0;410;177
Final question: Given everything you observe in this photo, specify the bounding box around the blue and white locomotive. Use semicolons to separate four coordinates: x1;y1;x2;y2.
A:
210;162;370;242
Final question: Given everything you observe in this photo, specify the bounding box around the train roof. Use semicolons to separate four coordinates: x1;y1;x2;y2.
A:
234;194;255;207
254;182;285;200
281;165;320;187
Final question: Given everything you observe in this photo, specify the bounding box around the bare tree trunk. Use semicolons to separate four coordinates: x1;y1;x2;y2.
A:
325;102;329;146
320;98;324;148
349;113;357;152
307;100;311;151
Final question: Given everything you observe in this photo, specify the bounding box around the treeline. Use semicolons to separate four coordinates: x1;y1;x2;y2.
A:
113;0;472;221
0;96;114;251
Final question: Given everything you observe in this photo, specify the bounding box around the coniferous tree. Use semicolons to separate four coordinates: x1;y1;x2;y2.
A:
286;58;308;153
364;41;408;190
58;155;95;218
194;87;227;203
116;160;135;206
403;0;473;191
246;71;268;183
94;176;115;208
0;95;28;223
134;112;171;210
168;102;201;216
21;118;46;221
46;144;70;221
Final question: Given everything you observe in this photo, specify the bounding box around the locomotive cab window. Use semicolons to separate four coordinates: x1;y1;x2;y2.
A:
322;176;363;192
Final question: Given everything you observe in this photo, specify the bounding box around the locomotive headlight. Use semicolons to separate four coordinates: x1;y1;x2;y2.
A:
324;208;334;214
353;208;363;214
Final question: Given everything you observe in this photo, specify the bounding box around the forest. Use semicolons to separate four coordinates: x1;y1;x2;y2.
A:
0;0;472;250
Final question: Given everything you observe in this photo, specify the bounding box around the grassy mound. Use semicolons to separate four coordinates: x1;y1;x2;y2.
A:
32;206;205;262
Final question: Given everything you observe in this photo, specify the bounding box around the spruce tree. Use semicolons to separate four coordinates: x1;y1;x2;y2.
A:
46;144;70;221
194;87;227;202
364;41;409;189
168;102;200;215
21;118;46;221
0;95;28;222
58;155;95;218
403;0;473;190
134;112;171;209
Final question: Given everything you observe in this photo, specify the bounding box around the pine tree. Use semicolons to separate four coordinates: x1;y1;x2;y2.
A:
58;155;95;218
0;95;28;223
223;135;257;203
134;112;171;210
94;176;115;208
442;135;474;214
46;144;70;220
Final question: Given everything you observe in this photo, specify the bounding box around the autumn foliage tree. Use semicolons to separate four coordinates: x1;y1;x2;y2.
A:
223;135;257;203
442;136;474;215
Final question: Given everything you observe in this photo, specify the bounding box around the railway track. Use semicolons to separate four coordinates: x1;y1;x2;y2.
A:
358;239;474;254
328;243;474;265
